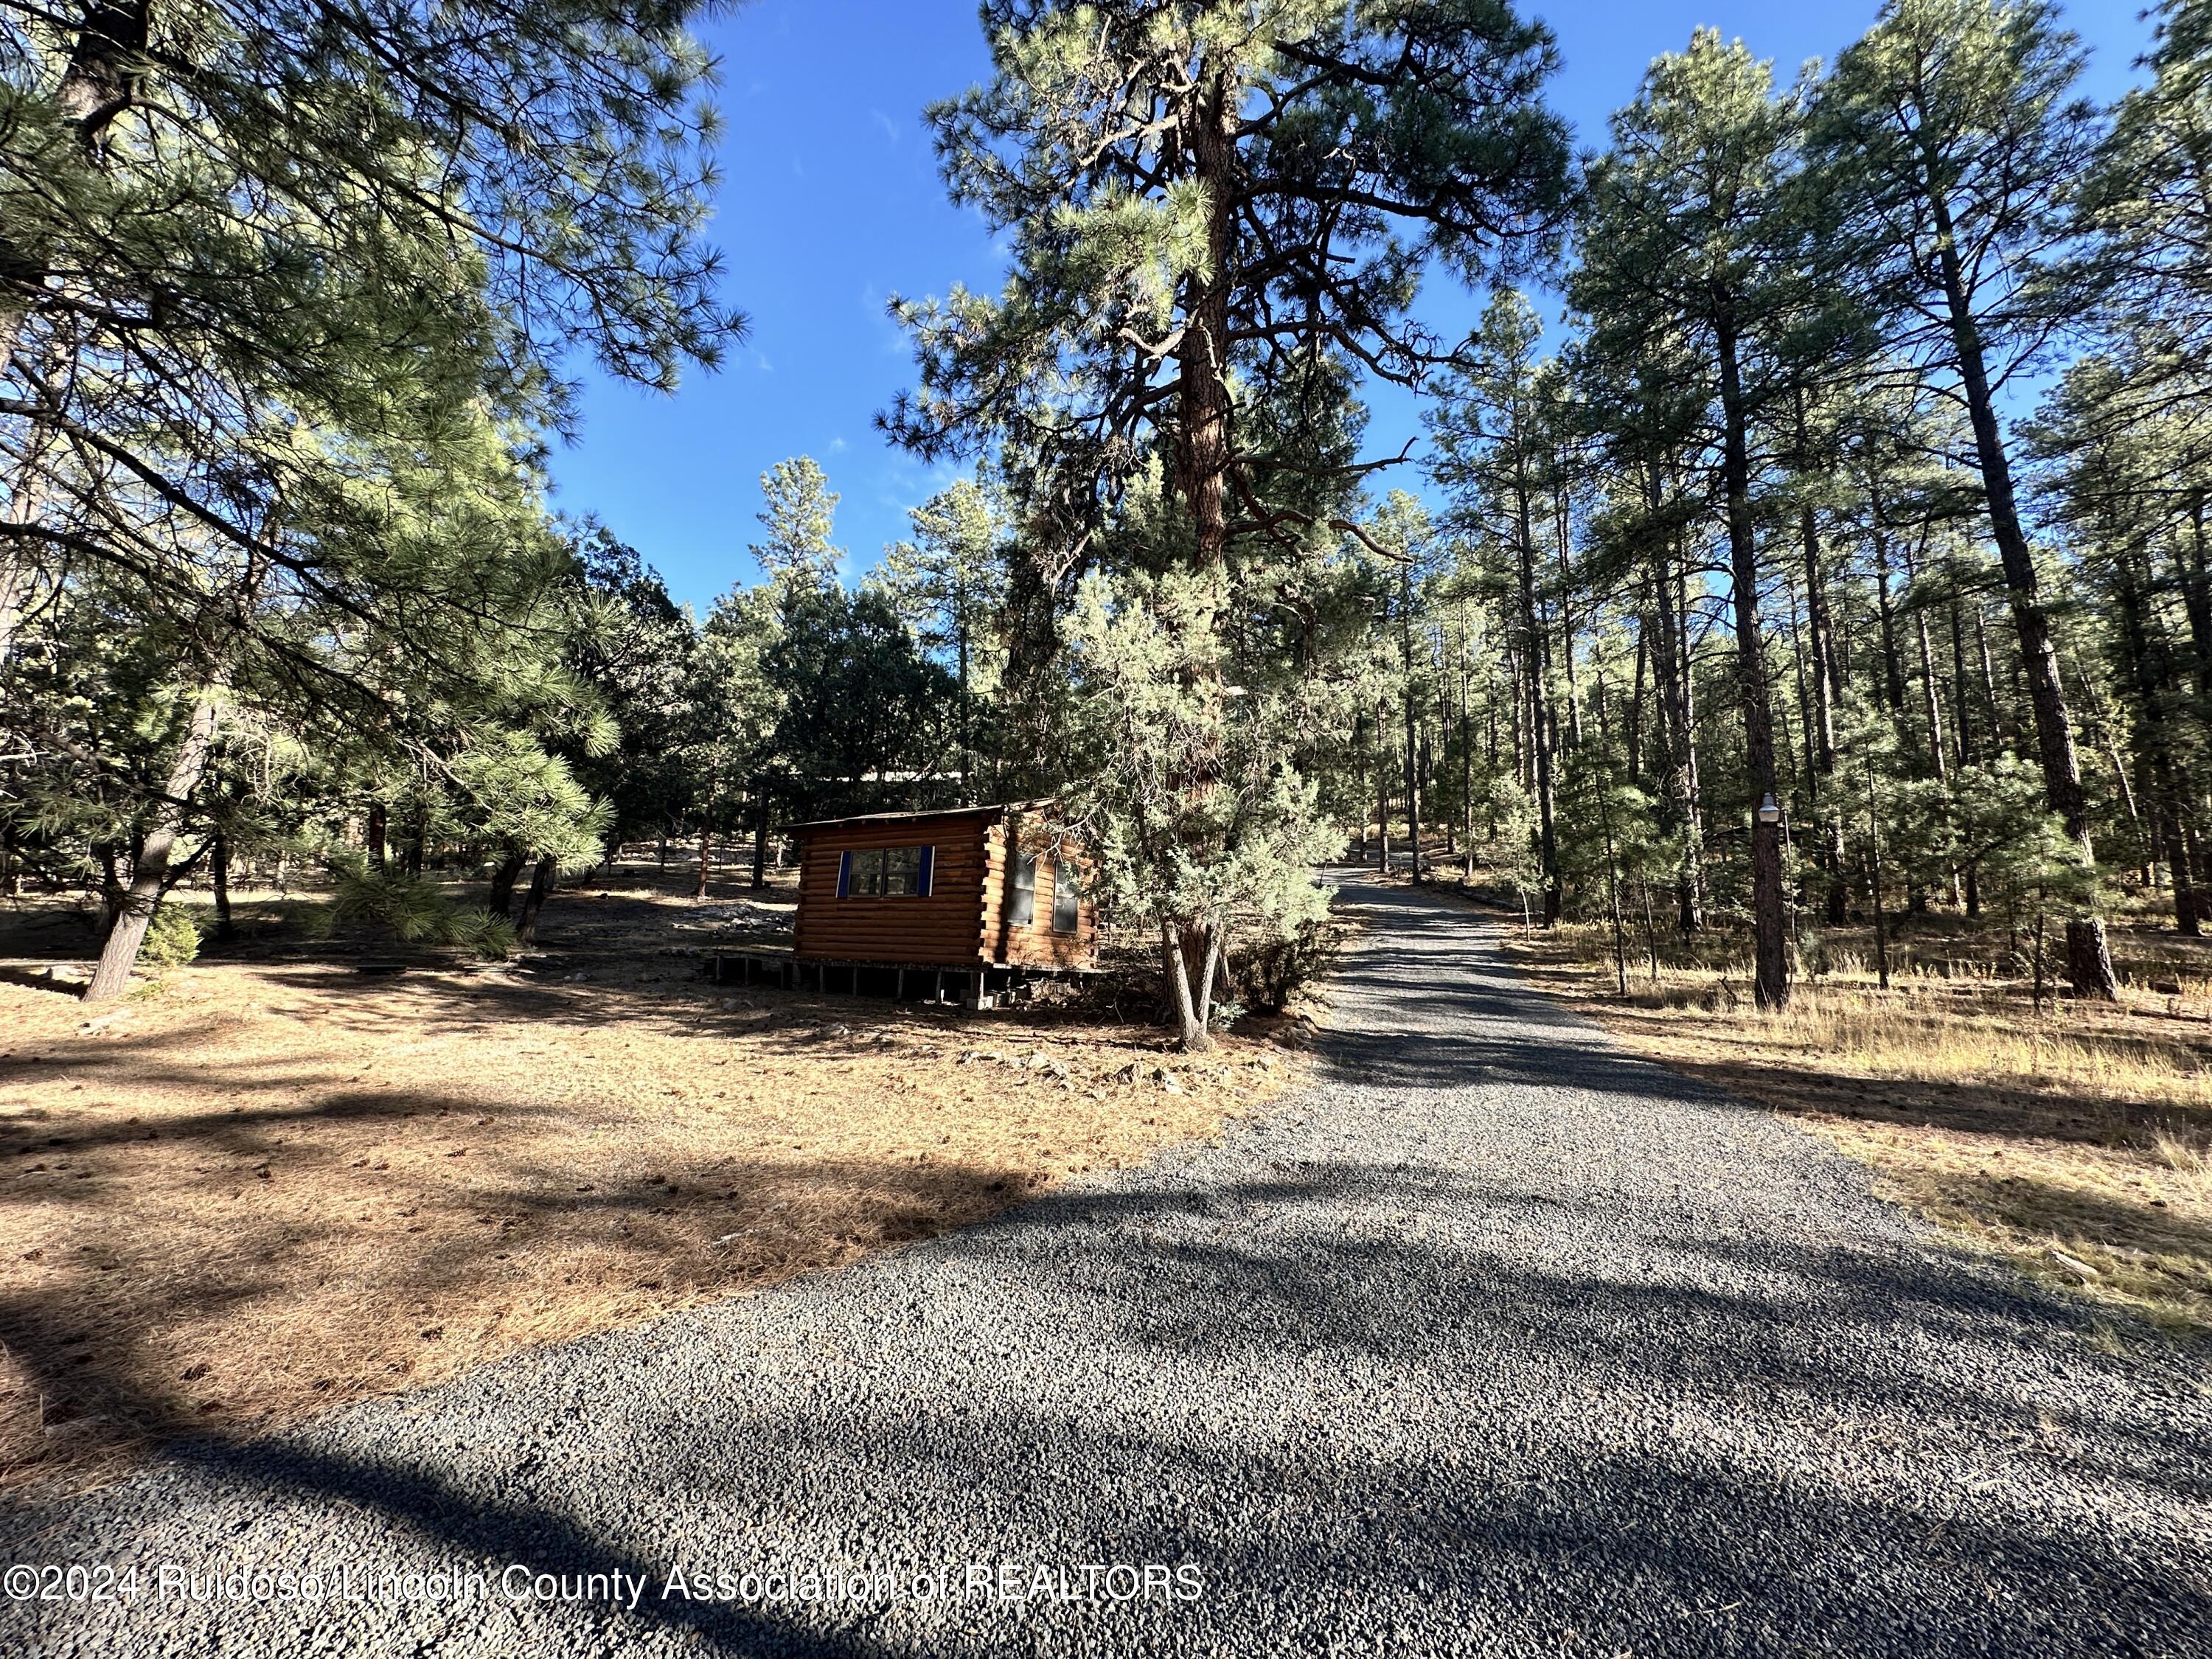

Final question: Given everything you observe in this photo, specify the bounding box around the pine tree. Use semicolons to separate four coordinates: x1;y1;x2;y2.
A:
1571;28;1823;1009
884;0;1573;1047
1809;0;2121;996
751;458;845;591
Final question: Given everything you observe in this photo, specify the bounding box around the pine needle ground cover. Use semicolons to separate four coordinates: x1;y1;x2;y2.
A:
0;877;1302;1492
1503;911;2212;1340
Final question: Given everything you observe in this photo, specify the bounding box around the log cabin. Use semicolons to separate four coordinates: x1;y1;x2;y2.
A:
771;803;1097;1005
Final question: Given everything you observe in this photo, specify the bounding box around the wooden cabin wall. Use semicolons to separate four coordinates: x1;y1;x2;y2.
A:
793;815;993;966
981;821;1099;968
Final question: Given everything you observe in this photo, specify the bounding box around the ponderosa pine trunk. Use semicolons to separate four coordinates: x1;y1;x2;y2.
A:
1513;455;1560;923
516;855;557;945
211;829;234;943
2113;546;2202;937
1374;702;1391;874
1715;318;1788;1010
84;692;218;1002
1627;619;1648;787
1159;60;1238;1050
485;849;525;920
1801;465;1847;925
1927;181;2118;998
1401;574;1424;885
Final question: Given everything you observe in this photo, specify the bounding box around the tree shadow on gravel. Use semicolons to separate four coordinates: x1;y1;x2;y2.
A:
4;1154;2207;1658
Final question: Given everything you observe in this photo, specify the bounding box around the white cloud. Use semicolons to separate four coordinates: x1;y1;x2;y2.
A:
871;108;900;145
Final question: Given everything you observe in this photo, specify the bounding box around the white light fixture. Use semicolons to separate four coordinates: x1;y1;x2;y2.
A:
1756;793;1783;826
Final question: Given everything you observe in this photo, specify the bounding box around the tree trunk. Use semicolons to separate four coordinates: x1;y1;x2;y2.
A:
1870;531;1908;715
1865;757;1891;992
1163;918;1212;1054
1514;456;1560;923
365;803;388;872
485;849;525;920
2181;495;2212;710
1949;598;1976;770
1627;618;1648;787
1402;581;1424;885
1715;319;1787;1010
1460;641;1475;875
1975;606;2004;749
751;793;769;889
516;855;557;945
2112;548;2202;936
1600;783;1628;997
1554;486;1582;749
210;830;234;943
85;693;218;1002
1374;701;1391;874
1173;68;1237;575
1928;181;2116;997
693;821;712;900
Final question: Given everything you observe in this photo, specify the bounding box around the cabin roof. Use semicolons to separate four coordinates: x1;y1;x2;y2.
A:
784;800;1055;835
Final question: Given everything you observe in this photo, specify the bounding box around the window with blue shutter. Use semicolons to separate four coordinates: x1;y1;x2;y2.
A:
917;845;934;896
835;849;852;897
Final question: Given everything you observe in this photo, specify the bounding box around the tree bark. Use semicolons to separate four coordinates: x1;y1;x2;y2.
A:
1163;918;1214;1053
85;692;217;1002
210;829;234;943
2112;546;2201;936
693;820;712;900
516;855;557;945
1627;618;1648;787
1175;67;1237;573
1513;445;1560;922
485;849;525;920
1374;700;1391;874
1401;571;1424;884
1715;319;1787;1009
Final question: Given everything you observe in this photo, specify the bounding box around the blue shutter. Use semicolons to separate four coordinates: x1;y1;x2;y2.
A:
917;845;934;897
835;849;852;897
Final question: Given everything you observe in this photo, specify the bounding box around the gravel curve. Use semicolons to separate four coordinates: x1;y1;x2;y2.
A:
10;874;2211;1658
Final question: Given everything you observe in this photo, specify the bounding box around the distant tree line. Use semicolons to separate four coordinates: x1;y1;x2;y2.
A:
7;0;2208;1046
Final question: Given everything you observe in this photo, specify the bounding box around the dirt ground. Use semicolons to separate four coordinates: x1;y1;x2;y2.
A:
1492;901;2212;1341
0;862;1307;1491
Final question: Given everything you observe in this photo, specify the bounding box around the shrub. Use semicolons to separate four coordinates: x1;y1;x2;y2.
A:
1232;917;1340;1015
327;853;515;959
139;903;202;971
443;909;516;961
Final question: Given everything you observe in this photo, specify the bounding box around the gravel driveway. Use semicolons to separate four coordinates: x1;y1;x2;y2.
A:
10;874;2210;1657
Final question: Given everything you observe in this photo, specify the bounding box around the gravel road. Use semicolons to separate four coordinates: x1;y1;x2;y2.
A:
10;874;2210;1657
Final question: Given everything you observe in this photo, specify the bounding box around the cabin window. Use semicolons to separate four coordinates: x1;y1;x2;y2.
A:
1008;853;1037;925
1051;858;1080;934
839;845;933;898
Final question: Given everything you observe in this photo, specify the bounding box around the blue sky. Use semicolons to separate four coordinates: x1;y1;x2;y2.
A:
548;0;2157;611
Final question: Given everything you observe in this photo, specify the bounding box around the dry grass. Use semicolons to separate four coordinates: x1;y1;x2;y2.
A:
0;873;1304;1492
1504;916;2212;1340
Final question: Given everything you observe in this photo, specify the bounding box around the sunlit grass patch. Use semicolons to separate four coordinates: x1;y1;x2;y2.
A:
1506;914;2212;1339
